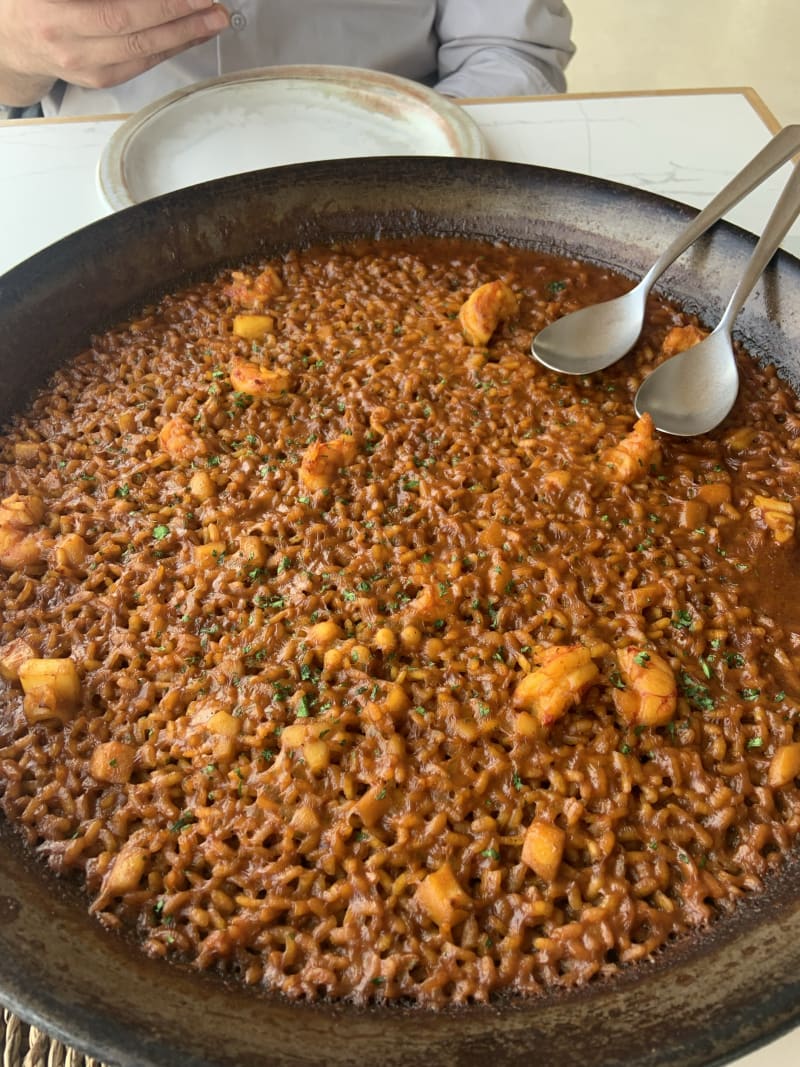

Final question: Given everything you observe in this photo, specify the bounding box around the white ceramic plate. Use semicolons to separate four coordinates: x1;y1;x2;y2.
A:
97;64;488;210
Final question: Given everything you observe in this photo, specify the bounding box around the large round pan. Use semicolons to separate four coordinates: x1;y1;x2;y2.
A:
1;157;800;1067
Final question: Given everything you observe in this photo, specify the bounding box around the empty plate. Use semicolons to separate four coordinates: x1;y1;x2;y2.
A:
97;64;488;210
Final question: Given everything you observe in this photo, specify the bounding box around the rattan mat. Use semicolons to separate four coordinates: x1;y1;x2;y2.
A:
1;1008;106;1067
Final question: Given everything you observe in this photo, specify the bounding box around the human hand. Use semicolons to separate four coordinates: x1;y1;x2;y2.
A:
0;0;230;106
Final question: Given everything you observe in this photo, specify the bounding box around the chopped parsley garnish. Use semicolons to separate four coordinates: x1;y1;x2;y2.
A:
171;811;196;833
679;671;715;712
672;609;694;630
152;524;170;540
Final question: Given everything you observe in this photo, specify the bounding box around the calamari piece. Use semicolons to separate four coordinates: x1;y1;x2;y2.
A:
613;646;677;727
459;280;518;346
158;416;207;461
89;741;137;784
229;355;291;398
0;493;46;573
513;644;600;726
225;265;284;307
753;494;795;545
600;413;659;484
661;324;708;357
299;436;357;491
0;638;36;682
92;839;150;911
768;742;800;788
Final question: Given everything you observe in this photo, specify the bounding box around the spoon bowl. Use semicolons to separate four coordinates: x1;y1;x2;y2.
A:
531;282;649;375
633;327;740;436
531;125;800;382
635;153;800;435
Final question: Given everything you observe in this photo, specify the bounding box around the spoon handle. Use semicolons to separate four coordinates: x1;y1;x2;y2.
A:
641;124;800;292
717;155;800;332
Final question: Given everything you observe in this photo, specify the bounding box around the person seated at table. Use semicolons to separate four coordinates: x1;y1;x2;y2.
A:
0;0;575;118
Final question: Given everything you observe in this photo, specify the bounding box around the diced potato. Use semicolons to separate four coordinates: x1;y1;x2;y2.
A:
194;541;227;567
13;441;40;466
89;741;137;784
55;532;89;572
238;534;267;568
19;657;80;713
232;314;275;341
696;482;731;508
753;494;795;545
415;862;471;928
281;722;310;749
229;355;291;398
303;738;330;775
189;470;216;502
0;638;36;681
768;742;800;788
353;784;392;828
521;820;566;881
677;498;708;530
206;710;241;737
459;280;518;346
299;436;357;491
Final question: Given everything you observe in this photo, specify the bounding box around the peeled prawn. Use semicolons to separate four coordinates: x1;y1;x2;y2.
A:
613;646;677;727
513;644;599;726
600;413;659;484
459;280;518;346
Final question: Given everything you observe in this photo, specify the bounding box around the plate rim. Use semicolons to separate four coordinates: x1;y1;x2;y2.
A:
96;63;489;210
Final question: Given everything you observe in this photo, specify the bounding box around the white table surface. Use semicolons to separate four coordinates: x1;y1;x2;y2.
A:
0;87;799;1067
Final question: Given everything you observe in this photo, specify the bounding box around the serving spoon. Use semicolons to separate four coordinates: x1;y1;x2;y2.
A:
634;154;800;435
531;123;800;377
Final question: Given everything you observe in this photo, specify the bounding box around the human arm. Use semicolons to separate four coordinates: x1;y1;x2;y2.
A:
434;0;575;99
0;0;229;108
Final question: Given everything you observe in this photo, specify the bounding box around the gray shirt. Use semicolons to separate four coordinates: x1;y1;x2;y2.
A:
40;0;574;116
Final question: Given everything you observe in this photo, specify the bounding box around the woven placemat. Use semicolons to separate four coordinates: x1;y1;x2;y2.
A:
1;1008;107;1067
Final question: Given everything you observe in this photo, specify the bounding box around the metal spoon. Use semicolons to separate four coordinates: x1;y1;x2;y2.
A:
634;155;800;435
531;124;800;376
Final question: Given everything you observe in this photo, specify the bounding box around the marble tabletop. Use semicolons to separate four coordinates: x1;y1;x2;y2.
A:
1;87;799;278
0;86;799;1067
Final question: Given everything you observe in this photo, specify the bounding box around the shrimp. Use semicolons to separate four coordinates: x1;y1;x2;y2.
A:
513;644;600;726
229;355;291;398
299;436;358;491
225;265;283;307
661;324;708;357
752;494;795;545
600;413;659;484
158;416;207;461
459;280;518;346
0;493;47;573
613;646;677;727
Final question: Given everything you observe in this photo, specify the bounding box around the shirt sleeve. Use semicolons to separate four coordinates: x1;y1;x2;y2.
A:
434;0;575;98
